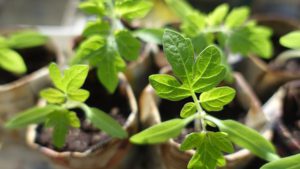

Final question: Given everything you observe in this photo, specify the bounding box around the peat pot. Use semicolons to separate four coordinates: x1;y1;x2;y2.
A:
27;72;138;169
139;68;274;169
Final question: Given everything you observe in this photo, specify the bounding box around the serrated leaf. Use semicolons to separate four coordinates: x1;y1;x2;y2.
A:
7;31;47;49
83;20;110;37
130;119;187;144
79;0;105;16
261;154;300;169
115;30;141;61
280;31;300;49
95;45;120;93
133;28;164;44
86;108;127;139
200;87;236;111
180;102;196;118
72;35;105;64
207;117;280;162
46;110;70;148
187;132;230;169
68;111;80;128
0;48;26;74
62;65;89;92
162;29;194;83
228;27;252;56
192;45;226;93
48;63;64;90
149;74;191;101
225;7;250;28
115;0;153;20
67;89;90;102
5;105;57;128
40;88;65;104
207;3;229;26
180;132;204;151
211;132;234;153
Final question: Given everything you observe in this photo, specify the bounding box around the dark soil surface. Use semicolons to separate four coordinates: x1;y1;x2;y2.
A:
0;45;56;84
35;70;131;152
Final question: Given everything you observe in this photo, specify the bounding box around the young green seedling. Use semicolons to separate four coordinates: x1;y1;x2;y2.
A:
130;30;279;169
166;1;273;80
5;63;127;148
72;0;161;93
0;31;48;75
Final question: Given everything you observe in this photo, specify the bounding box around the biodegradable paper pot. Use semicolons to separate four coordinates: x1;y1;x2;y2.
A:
139;70;273;169
26;73;138;169
235;17;300;102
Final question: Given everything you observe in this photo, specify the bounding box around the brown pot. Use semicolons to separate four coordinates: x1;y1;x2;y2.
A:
236;16;300;102
0;32;65;143
26;73;138;169
139;69;274;169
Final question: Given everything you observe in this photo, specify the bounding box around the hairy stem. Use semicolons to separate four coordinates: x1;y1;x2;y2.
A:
191;92;206;132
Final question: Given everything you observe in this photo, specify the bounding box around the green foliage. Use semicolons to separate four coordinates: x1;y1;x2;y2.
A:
173;3;273;68
0;31;48;74
260;154;300;169
74;0;154;93
133;28;164;45
130;30;278;169
6;63;128;148
280;31;300;49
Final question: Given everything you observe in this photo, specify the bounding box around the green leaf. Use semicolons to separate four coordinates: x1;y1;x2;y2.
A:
79;0;105;16
149;74;191;101
40;88;65;104
162;29;194;83
225;7;250;28
191;33;213;56
249;26;273;58
48;63;64;91
67;89;90;102
68;111;80;128
45;110;70;148
83;20;110;37
187;132;232;169
115;30;141;61
207;3;229;26
180;11;206;37
7;31;47;49
86;108;127;139
5;105;57;128
115;0;153;20
180;102;196;118
62;64;89;92
261;154;300;169
72;35;105;64
0;48;26;74
180;132;204;151
280;31;300;49
192;45;226;93
95;45;121;93
130;119;187;144
208;117;280;162
228;27;252;56
200;87;236;111
133;28;164;44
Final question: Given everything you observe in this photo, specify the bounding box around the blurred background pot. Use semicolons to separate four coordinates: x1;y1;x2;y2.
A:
139;67;274;169
27;73;138;169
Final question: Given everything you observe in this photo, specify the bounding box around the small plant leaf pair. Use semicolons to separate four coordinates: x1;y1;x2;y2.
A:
6;63;127;148
73;0;159;93
130;30;279;169
0;31;48;74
